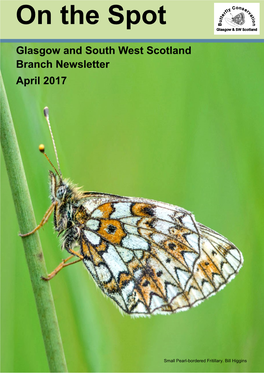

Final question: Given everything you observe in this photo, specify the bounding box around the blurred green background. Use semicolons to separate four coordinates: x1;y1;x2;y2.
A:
1;42;264;372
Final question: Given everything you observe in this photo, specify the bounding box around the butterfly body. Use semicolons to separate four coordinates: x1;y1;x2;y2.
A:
48;171;243;317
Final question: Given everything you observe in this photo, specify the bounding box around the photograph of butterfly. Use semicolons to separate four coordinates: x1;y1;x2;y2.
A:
20;107;243;316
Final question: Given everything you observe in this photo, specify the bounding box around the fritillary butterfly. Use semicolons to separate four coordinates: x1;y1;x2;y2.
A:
20;108;243;316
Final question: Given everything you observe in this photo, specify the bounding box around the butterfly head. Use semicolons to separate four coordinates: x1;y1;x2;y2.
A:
49;171;74;204
48;171;77;234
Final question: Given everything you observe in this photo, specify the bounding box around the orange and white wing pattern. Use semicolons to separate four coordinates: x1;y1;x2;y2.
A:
78;196;243;316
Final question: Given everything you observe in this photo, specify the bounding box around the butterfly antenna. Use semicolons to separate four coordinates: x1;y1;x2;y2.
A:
39;144;60;177
43;106;62;176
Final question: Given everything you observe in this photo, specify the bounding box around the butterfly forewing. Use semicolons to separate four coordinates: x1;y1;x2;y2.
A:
71;194;243;316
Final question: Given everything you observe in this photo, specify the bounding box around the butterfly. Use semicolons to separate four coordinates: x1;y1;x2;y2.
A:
20;107;243;316
232;12;245;25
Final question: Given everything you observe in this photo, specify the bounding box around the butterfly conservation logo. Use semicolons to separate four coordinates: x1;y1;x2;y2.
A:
214;3;260;35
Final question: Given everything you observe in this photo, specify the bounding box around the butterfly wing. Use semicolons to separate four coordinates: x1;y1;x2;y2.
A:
78;194;243;316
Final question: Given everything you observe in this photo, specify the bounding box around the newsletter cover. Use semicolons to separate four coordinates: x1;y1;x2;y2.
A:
1;1;263;372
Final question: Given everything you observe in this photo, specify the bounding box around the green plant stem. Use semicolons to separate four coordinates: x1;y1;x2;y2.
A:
0;73;68;372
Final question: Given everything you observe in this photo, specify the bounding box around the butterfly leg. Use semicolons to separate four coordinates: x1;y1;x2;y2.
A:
68;249;84;260
19;202;57;237
42;255;82;281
